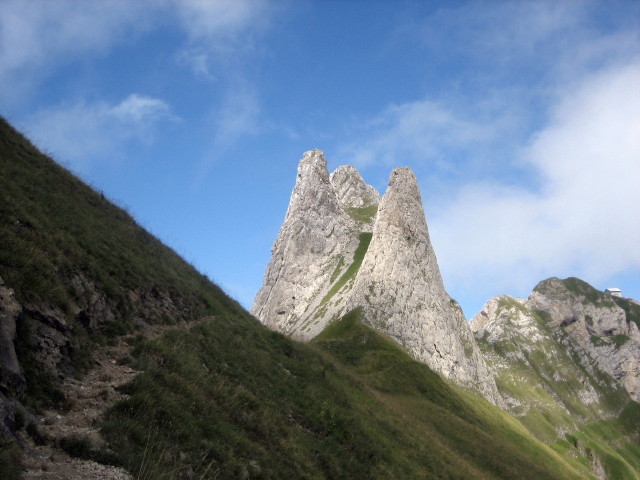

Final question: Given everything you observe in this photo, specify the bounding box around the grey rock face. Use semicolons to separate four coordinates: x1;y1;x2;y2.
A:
470;295;625;419
330;165;381;211
251;150;360;339
252;150;501;404
346;168;501;403
527;277;640;402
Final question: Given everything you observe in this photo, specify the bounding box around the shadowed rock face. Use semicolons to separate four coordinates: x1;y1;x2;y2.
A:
0;276;24;396
252;150;502;405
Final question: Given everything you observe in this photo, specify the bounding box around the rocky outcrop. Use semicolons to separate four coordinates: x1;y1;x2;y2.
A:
253;150;501;404
470;286;637;480
471;295;626;420
0;275;27;440
251;149;361;340
528;277;640;402
330;165;381;212
346;168;500;403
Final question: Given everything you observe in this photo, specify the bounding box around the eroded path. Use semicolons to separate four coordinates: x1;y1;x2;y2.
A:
22;318;213;479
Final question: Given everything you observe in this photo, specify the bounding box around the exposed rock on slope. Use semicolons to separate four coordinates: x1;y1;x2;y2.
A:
253;150;501;404
528;277;640;403
0;116;246;474
0;276;24;398
471;295;627;424
470;284;639;479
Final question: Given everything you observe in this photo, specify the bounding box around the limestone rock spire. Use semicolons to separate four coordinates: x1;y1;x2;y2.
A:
330;165;381;210
251;149;356;338
252;151;501;405
347;167;502;403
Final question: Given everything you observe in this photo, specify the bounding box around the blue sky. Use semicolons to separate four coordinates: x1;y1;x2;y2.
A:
1;0;639;319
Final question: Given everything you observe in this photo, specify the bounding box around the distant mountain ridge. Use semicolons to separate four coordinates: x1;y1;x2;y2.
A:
471;278;640;478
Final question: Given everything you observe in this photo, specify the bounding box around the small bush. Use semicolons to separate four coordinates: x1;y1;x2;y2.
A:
0;438;22;480
26;422;47;445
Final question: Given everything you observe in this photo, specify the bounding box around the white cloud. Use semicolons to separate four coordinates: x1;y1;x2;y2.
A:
25;94;175;172
339;99;507;171
213;86;261;147
0;1;150;103
173;0;275;77
0;0;278;102
110;94;173;124
176;0;270;44
430;60;640;309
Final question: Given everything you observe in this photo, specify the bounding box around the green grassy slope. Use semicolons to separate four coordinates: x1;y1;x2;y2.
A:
0;117;589;478
100;309;585;479
474;294;640;479
0;116;235;321
0;116;246;405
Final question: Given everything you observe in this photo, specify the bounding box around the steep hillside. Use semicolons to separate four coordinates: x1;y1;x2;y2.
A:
0;116;254;476
0;118;591;479
0;116;241;398
471;283;640;479
101;309;584;479
252;150;500;404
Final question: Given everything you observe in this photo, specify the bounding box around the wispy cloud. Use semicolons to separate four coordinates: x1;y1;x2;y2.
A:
174;0;275;77
25;94;176;172
338;99;511;174
0;1;151;104
430;60;640;311
110;94;173;125
1;0;280;173
213;86;261;148
176;0;271;45
337;1;640;314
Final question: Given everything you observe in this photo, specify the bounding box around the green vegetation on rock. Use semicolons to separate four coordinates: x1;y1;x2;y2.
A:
475;297;639;478
319;232;372;306
345;204;378;223
613;296;640;327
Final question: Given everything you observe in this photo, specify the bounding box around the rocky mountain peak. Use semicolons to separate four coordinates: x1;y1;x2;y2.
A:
253;152;502;405
345;166;501;404
284;149;345;222
470;292;629;433
527;277;640;402
329;164;381;210
251;150;357;338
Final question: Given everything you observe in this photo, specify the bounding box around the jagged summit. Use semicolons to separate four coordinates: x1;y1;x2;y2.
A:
284;149;345;222
330;164;381;210
346;166;500;403
251;149;360;339
253;150;501;404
